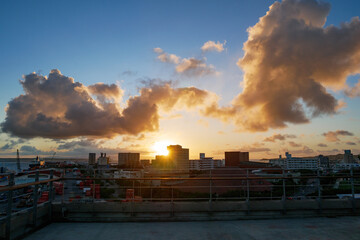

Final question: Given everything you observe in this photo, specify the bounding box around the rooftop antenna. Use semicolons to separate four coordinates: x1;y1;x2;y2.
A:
16;149;21;172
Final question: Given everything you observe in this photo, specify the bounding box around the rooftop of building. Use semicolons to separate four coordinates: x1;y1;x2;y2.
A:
24;216;360;240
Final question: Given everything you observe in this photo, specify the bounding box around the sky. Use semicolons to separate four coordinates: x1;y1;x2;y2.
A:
1;0;360;161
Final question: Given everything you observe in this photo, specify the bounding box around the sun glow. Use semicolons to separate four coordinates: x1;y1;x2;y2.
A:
152;140;174;156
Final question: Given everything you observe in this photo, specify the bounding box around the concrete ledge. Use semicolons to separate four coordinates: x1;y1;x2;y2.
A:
52;199;360;222
0;203;51;240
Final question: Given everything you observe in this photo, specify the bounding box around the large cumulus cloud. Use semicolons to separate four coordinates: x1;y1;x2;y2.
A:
205;0;360;131
1;70;212;139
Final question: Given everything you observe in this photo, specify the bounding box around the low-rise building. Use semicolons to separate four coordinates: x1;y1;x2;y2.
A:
189;153;223;170
284;152;319;170
97;153;109;166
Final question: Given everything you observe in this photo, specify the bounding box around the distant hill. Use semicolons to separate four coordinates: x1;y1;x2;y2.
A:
262;153;360;164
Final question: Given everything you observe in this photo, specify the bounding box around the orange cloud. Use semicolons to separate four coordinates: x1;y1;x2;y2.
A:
203;0;360;132
201;40;226;52
1;70;213;139
322;130;354;142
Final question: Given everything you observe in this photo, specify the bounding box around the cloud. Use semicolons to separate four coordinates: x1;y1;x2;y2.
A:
0;139;25;151
122;70;137;76
154;48;218;77
57;139;97;150
201;40;226;52
88;83;123;103
122;134;145;142
344;79;360;97
290;146;315;155
203;0;360;132
153;48;180;64
317;143;328;148
263;134;296;142
1;70;213;139
346;141;356;146
176;58;217;77
20;145;53;155
288;141;302;148
323;130;354;142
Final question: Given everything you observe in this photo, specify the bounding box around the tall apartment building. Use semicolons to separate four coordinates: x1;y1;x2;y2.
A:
88;153;96;165
167;145;189;172
343;150;356;164
225;151;249;167
118;153;140;168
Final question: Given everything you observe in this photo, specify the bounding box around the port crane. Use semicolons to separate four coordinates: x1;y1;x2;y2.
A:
16;149;21;172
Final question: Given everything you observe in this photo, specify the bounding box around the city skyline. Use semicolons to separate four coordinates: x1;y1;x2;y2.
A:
1;0;360;159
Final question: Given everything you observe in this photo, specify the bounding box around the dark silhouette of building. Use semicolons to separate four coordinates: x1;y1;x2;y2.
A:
89;153;96;165
118;153;140;168
225;151;249;167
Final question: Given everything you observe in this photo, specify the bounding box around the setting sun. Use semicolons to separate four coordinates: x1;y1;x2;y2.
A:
152;140;174;156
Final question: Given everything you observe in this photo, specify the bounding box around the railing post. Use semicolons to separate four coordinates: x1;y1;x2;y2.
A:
209;169;212;203
282;169;286;214
351;167;355;212
131;179;135;216
246;169;250;214
171;185;174;217
317;169;322;213
93;169;96;202
5;173;14;240
150;181;153;202
246;169;250;201
49;170;54;221
33;170;40;227
62;169;65;204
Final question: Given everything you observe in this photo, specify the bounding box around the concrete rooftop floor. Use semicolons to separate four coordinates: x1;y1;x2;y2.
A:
25;216;360;240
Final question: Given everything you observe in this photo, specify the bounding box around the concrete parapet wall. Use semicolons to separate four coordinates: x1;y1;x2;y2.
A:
52;199;359;222
0;203;51;240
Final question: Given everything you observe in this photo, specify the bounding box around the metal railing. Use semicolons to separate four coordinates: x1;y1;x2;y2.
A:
0;167;359;239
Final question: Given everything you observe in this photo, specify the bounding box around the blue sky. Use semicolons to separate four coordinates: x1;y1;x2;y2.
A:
1;0;360;159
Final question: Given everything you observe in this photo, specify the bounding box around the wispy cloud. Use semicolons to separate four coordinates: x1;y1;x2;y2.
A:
201;40;226;53
323;130;354;142
153;48;218;77
263;134;296;142
317;143;328;148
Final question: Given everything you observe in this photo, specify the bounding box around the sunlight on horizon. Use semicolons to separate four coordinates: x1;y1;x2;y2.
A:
152;140;174;156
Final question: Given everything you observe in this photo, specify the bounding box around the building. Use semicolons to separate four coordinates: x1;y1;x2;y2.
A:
151;145;189;173
140;159;151;167
189;153;223;170
343;150;356;164
118;153;140;168
269;155;285;168
97;153;109;166
88;153;96;165
284;152;319;170
225;151;249;167
168;145;189;172
189;159;223;170
333;150;359;171
318;155;330;169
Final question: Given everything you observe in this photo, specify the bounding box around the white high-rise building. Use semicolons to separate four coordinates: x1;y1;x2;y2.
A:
284;152;320;170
